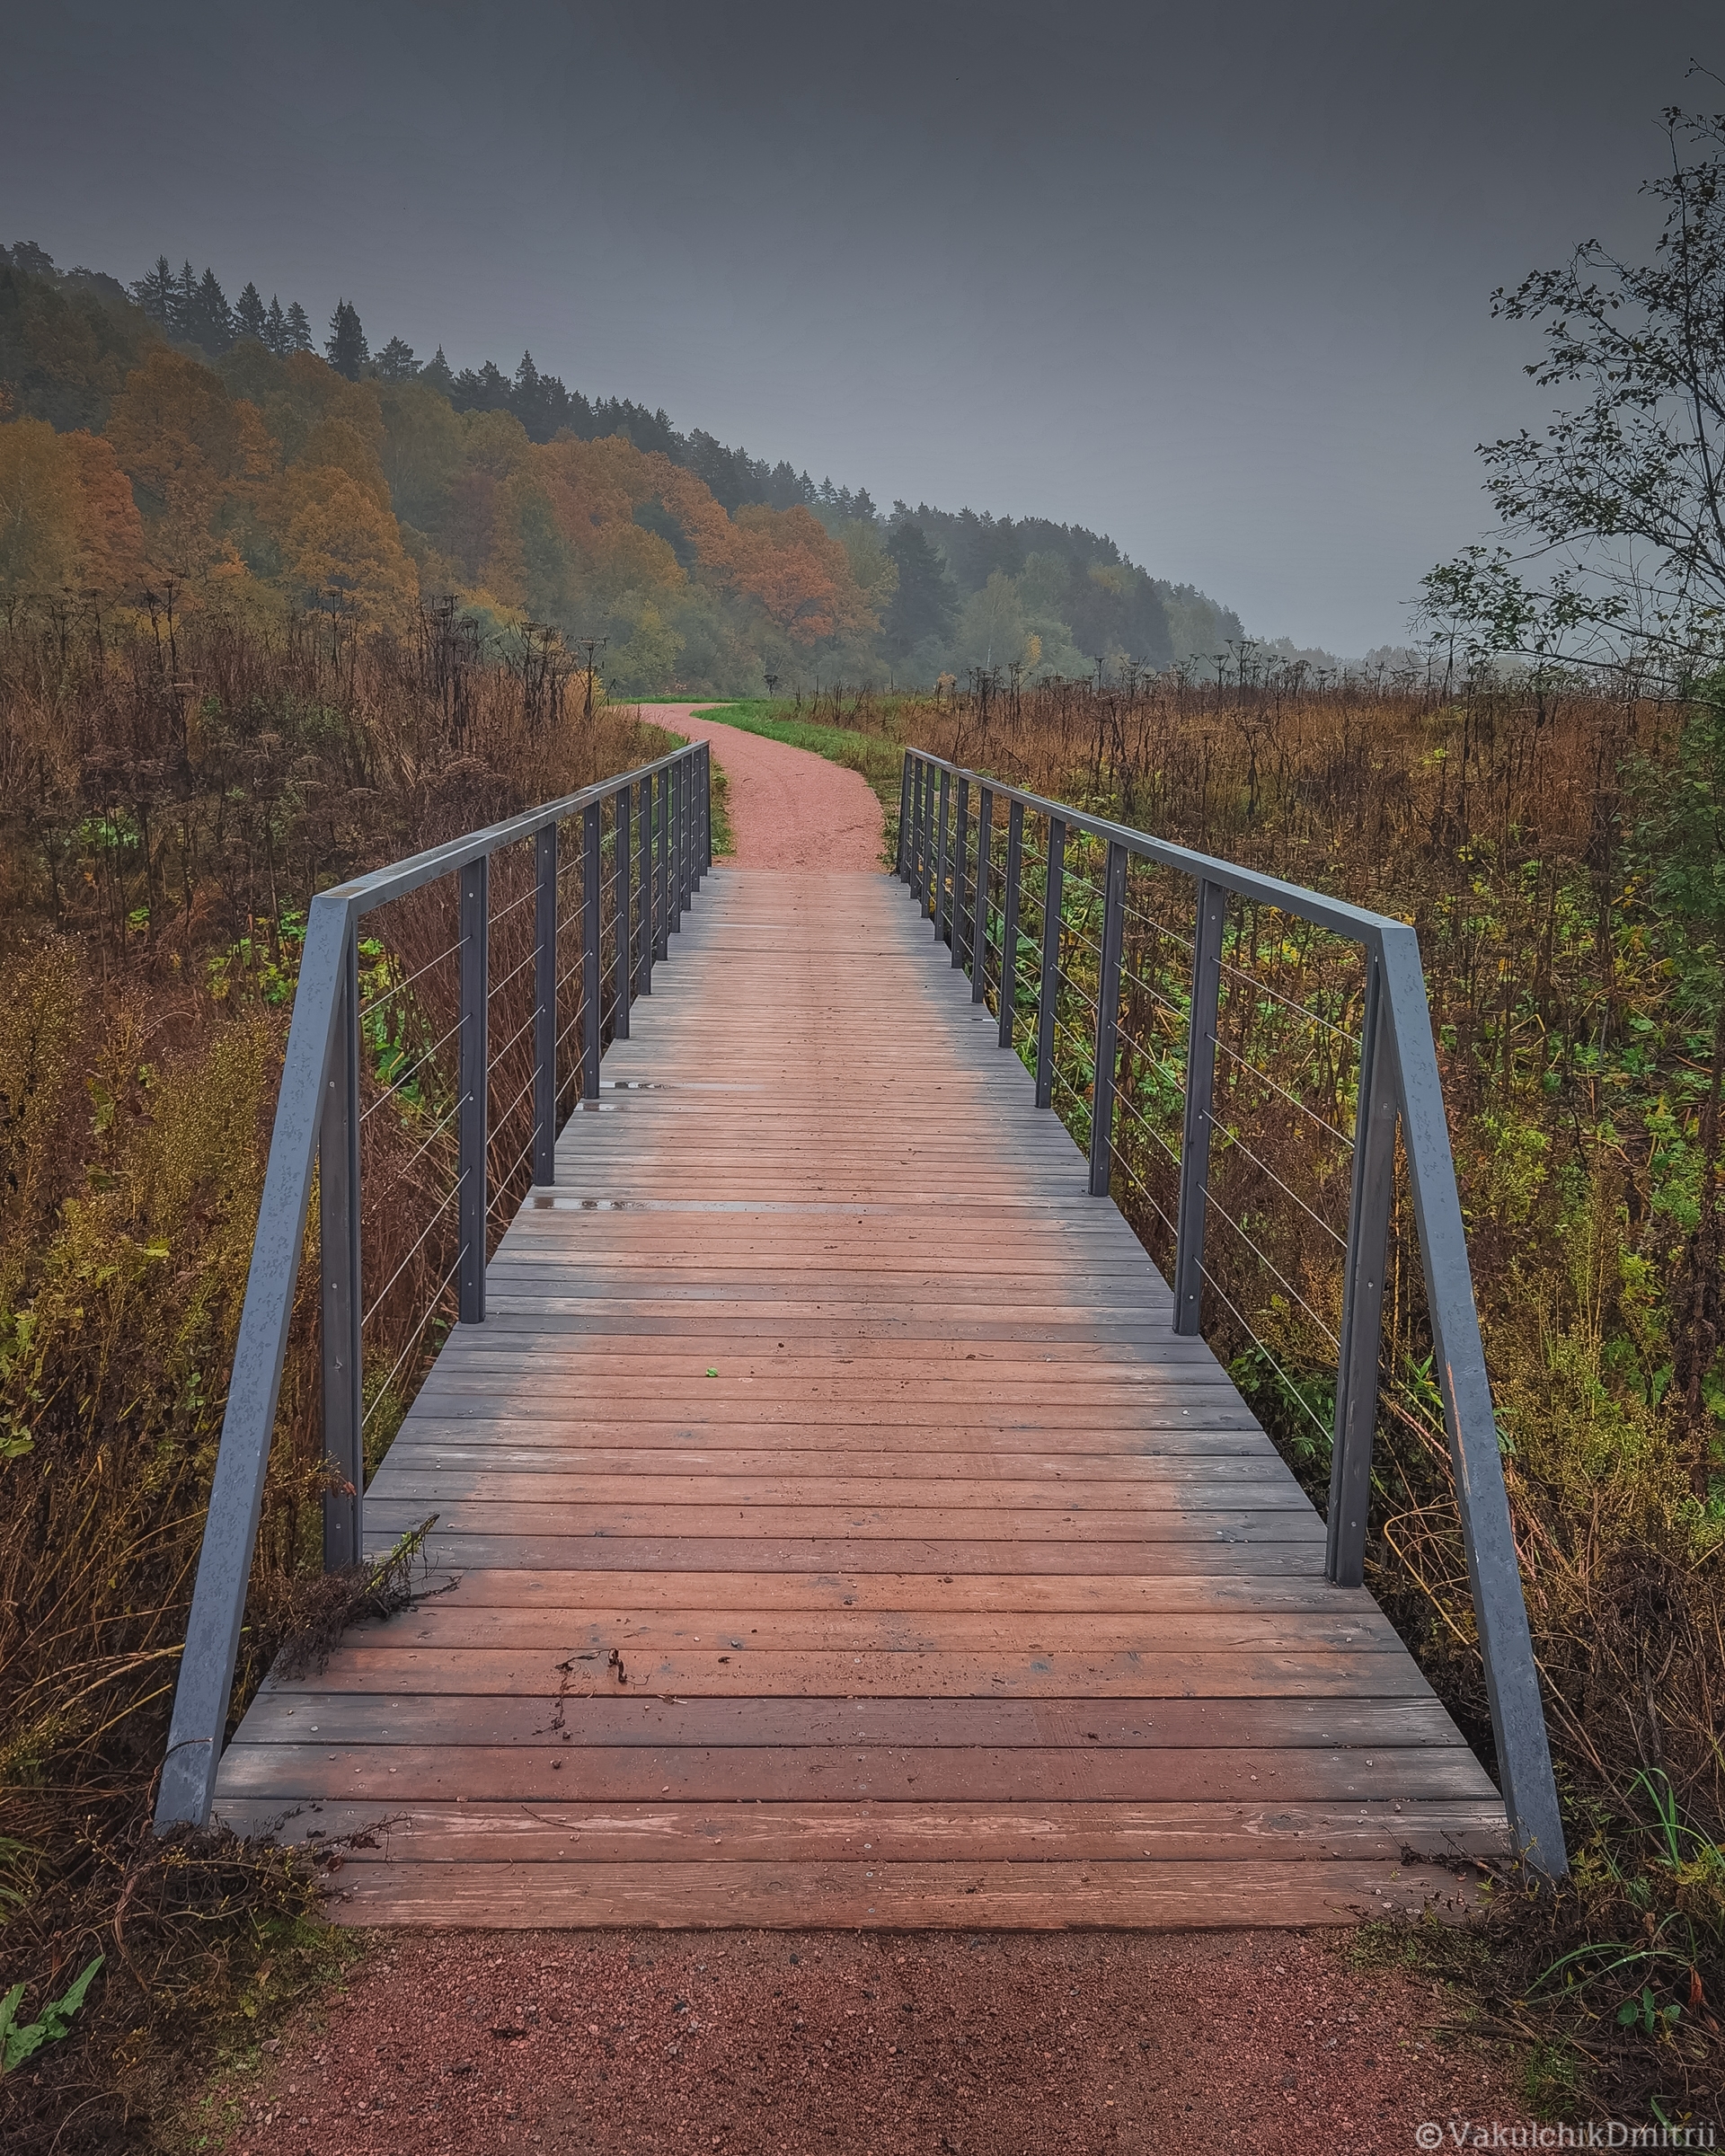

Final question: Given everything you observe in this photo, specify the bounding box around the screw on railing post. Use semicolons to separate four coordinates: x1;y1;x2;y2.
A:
1172;879;1227;1336
1087;841;1128;1197
533;822;558;1184
457;853;490;1324
999;797;1024;1050
933;765;951;943
1327;955;1393;1588
971;786;992;1003
320;921;362;1570
1034;815;1065;1110
581;800;601;1100
613;784;632;1043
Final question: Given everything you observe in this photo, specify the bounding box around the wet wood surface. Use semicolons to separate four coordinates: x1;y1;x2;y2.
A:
215;867;1506;1928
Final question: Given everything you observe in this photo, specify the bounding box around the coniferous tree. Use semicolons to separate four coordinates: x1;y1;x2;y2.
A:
173;261;198;339
263;295;289;356
234;280;267;343
420;346;455;393
884;518;960;656
325;299;368;379
285;301;314;353
130;254;176;327
190;268;234;355
375;335;418;381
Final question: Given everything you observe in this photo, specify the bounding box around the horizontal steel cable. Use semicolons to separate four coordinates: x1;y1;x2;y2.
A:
356;936;463;1024
1199;1188;1341;1348
1193;1254;1334;1445
361;1251;464;1431
358;1010;464;1126
1209;1032;1354;1148
360;1170;464;1330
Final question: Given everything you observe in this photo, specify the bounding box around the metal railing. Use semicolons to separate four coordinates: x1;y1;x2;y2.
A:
155;740;712;1830
897;747;1567;1877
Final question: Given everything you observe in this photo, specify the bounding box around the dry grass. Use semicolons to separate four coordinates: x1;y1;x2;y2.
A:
0;600;674;2150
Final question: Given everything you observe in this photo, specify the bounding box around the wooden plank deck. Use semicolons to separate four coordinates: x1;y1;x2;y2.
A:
214;866;1508;1927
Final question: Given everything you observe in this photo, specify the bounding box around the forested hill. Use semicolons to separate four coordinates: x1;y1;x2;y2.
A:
0;241;1245;693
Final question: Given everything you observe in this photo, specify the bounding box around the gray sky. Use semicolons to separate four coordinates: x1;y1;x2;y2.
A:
4;1;1717;650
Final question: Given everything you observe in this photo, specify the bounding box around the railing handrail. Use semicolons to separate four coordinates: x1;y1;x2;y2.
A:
155;739;712;1832
898;746;1568;1877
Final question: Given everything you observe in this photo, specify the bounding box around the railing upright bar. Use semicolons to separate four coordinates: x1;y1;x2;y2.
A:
636;772;653;994
531;824;559;1182
1034;816;1065;1110
1378;932;1569;1874
703;742;712;872
971;787;992;1004
952;775;970;972
934;766;951;943
581;801;602;1100
1087;840;1128;1197
1326;958;1393;1588
657;764;670;958
319;928;362;1570
896;755;911;879
613;786;632;1043
1172;879;1226;1335
155;893;356;1830
916;757;932;912
457;856;489;1323
999;797;1024;1050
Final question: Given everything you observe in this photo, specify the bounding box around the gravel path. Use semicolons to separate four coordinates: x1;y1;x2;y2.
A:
207;1926;1527;2153
201;713;1530;2151
640;704;884;870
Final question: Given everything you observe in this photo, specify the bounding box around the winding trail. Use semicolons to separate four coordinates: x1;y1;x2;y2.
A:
639;703;884;870
208;716;1533;2155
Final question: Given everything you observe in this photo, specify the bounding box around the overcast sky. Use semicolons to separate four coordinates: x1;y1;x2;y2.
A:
4;1;1717;651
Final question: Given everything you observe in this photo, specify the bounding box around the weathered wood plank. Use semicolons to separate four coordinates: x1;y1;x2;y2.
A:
213;865;1503;1930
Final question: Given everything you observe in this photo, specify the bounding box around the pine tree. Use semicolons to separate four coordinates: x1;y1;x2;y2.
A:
263;296;288;356
420;346;455;394
376;335;418;381
325;299;368;379
173;261;198;339
130;254;176;327
285;301;314;353
234;280;267;343
884;520;960;656
190;267;234;355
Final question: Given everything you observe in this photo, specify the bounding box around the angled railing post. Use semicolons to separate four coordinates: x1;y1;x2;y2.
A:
1034;815;1065;1110
671;758;685;933
999;797;1024;1050
155;893;355;1829
896;754;911;879
1378;927;1568;1876
582;800;602;1100
971;786;992;1004
320;923;362;1570
1172;879;1226;1335
458;855;489;1324
533;823;558;1182
1087;840;1128;1197
613;786;632;1044
701;744;712;875
952;775;970;972
933;766;951;943
1326;954;1393;1588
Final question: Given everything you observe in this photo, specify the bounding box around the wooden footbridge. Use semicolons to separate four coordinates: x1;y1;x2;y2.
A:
158;741;1567;1925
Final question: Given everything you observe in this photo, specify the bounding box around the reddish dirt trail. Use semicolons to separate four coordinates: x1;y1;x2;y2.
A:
202;716;1532;2152
206;1927;1528;2154
639;703;884;870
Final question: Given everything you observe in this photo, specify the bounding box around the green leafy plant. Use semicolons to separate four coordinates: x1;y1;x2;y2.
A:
0;1958;103;2075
